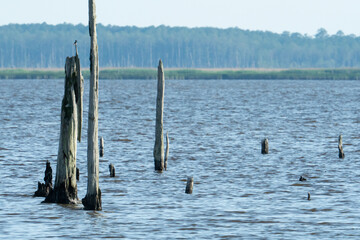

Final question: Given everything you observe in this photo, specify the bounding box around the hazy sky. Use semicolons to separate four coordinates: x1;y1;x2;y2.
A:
1;0;360;36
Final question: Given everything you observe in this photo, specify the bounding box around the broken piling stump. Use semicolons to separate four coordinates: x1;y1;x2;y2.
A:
338;135;345;159
153;59;165;171
44;54;83;204
261;138;269;154
109;164;115;177
34;160;53;197
100;137;104;157
82;0;102;211
185;177;194;194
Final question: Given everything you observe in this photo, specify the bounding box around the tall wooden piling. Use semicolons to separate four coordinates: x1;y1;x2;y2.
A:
154;59;165;171
164;131;169;170
185;177;194;194
261;138;269;154
338;135;345;159
82;0;102;211
45;55;83;204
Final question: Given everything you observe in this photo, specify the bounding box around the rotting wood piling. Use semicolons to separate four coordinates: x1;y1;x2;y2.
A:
154;59;165;172
82;0;102;211
44;54;83;204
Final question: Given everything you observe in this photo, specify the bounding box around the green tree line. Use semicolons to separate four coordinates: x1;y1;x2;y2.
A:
1;23;360;69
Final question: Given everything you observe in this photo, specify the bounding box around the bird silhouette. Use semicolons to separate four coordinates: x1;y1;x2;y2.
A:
299;176;307;181
74;40;78;55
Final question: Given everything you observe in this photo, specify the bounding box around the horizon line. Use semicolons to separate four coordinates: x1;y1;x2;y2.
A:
1;22;357;37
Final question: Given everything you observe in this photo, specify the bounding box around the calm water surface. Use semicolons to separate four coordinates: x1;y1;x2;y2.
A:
0;79;359;239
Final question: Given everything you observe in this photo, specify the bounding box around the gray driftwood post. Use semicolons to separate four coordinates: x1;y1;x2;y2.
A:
185;177;194;194
338;135;345;159
45;55;83;204
100;137;104;157
82;0;102;210
261;138;269;154
154;59;165;171
164;131;169;170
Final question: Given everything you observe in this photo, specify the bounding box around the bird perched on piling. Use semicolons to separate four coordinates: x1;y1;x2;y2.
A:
74;40;78;55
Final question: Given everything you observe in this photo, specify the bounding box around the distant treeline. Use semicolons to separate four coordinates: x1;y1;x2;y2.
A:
1;68;360;80
1;23;360;69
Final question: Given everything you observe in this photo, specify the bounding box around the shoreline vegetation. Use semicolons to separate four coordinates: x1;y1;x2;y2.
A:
1;68;360;80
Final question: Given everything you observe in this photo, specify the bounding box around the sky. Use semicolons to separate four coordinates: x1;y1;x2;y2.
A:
1;0;360;36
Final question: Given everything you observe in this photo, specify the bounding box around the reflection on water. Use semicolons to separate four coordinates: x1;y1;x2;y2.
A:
0;79;359;239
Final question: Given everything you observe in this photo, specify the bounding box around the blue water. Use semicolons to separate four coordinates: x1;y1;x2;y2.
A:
0;79;359;239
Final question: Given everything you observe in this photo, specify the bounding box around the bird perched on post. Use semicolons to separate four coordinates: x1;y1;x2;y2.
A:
74;40;78;55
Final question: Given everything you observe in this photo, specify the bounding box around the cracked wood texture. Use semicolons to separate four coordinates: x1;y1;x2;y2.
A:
45;55;83;204
154;59;165;171
82;0;102;210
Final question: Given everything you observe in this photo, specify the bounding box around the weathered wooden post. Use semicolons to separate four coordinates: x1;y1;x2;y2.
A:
109;164;115;177
154;59;165;171
164;131;169;170
261;138;269;154
338;135;345;159
34;160;53;197
185;177;194;194
100;137;104;157
82;0;102;210
45;55;83;204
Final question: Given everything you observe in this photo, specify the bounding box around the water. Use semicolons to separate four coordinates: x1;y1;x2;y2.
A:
0;79;359;239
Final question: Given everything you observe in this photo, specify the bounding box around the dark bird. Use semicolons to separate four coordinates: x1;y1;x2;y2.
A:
74;40;78;55
307;192;311;200
299;176;307;181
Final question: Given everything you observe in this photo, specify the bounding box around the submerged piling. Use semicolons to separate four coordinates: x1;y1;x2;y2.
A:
261;138;269;154
185;177;194;194
82;0;102;211
109;164;115;177
153;59;165;171
100;137;104;157
44;54;83;204
338;135;345;159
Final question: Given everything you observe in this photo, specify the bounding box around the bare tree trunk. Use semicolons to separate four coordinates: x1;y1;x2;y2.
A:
82;0;102;210
154;59;165;171
45;55;83;204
